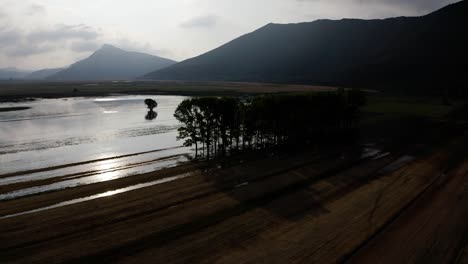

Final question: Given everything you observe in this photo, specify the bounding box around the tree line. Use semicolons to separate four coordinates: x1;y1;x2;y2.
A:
174;89;366;159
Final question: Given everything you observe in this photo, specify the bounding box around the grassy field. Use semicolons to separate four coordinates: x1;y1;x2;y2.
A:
358;94;464;148
362;94;455;120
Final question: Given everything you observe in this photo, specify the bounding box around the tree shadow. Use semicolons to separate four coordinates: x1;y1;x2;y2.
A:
199;149;361;222
145;110;158;121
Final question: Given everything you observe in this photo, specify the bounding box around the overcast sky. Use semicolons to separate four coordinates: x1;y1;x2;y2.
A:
0;0;458;70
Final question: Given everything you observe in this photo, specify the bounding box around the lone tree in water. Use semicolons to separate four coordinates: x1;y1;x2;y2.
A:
145;99;158;111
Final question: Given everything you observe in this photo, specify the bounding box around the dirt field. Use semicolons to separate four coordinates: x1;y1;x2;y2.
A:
1;129;467;263
348;161;468;264
0;81;337;101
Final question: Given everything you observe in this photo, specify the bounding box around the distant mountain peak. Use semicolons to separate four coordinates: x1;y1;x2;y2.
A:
92;44;124;56
47;45;177;81
100;44;120;50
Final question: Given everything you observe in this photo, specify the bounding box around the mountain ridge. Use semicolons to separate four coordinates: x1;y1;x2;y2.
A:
48;44;176;81
145;0;467;92
24;68;65;80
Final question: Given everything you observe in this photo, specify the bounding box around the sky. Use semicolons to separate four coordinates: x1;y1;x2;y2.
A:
0;0;459;71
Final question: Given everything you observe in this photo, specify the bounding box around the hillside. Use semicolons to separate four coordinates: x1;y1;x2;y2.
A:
0;68;31;80
145;1;467;92
24;68;64;80
48;45;176;81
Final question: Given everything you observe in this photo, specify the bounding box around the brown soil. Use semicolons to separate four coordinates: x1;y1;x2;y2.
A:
347;162;468;264
0;137;467;263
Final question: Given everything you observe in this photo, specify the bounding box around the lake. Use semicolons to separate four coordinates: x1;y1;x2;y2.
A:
0;95;191;200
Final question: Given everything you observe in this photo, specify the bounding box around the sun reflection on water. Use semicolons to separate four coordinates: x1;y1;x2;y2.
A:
94;156;124;182
95;98;118;102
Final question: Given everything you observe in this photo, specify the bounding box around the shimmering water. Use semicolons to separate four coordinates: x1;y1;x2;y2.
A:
0;172;194;219
0;95;191;200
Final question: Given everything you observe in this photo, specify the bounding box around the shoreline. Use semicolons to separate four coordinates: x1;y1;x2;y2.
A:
0;106;31;112
0;80;339;103
0;148;326;217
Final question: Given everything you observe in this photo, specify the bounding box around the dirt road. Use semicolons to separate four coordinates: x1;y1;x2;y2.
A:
347;161;468;264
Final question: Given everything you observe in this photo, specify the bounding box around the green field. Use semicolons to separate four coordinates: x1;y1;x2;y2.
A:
363;95;455;120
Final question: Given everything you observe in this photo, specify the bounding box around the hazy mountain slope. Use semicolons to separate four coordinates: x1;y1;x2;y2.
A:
145;1;467;90
24;68;64;80
0;68;32;80
48;45;176;81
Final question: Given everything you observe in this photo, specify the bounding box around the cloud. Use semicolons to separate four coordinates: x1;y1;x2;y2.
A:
180;14;220;29
27;24;100;43
70;41;101;53
0;29;22;47
26;4;46;15
296;0;457;14
357;0;458;14
0;8;7;19
113;38;174;58
0;24;101;58
6;43;55;57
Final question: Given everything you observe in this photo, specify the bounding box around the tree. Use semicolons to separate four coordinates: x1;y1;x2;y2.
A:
145;111;158;120
174;99;200;158
175;92;362;160
144;99;158;111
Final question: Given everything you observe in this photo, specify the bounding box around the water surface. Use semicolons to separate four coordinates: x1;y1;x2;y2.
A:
0;95;191;199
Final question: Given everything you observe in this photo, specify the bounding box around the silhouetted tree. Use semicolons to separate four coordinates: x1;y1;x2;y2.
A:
145;110;158;121
175;92;364;160
174;99;200;158
145;99;158;111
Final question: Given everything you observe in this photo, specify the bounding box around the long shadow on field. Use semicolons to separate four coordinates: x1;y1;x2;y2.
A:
200;147;368;221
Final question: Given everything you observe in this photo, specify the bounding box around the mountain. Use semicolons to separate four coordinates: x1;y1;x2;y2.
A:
0;68;32;80
48;45;176;81
24;68;65;80
145;1;467;91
